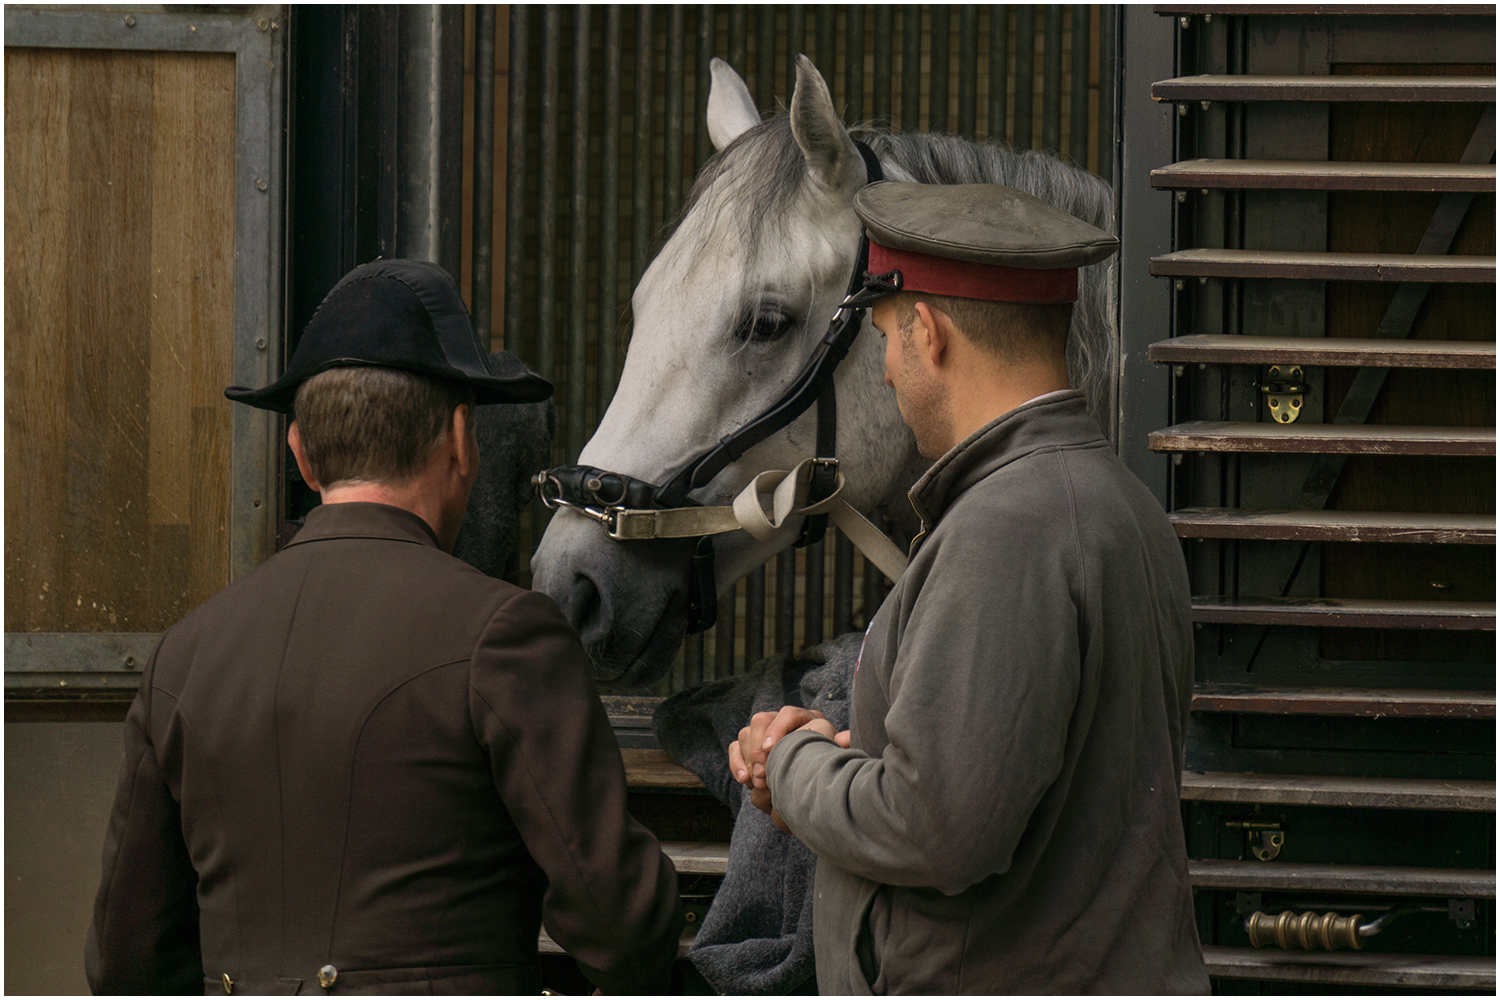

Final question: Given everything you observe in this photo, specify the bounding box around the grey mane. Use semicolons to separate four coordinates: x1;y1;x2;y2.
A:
681;117;1118;437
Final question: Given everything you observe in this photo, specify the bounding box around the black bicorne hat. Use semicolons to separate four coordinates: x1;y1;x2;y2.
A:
225;259;554;414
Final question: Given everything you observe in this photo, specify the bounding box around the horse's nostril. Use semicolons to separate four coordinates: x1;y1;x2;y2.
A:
565;575;605;643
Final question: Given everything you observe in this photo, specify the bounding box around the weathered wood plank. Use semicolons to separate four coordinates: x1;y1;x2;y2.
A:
5;49;236;633
1201;946;1495;990
1181;773;1495;811
1192;597;1495;630
661;841;730;875
1152;74;1497;103
1155;5;1497;14
1150;248;1496;283
1152;159;1495;192
1169;508;1495;544
1189;859;1495;897
1192;684;1496;718
623;748;704;789
1149;334;1496;369
1150;421;1495;456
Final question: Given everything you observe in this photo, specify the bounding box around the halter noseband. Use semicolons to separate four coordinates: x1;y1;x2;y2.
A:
535;140;888;633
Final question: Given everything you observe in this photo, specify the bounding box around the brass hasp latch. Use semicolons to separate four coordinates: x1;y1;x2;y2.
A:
1261;365;1307;424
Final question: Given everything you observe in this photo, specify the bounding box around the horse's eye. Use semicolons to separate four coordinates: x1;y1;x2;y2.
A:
737;312;794;343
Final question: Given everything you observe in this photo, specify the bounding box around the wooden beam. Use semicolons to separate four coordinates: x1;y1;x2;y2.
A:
1182;773;1495;811
1189;859;1495;897
1202;947;1495;990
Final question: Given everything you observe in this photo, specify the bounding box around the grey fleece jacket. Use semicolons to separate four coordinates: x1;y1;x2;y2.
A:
767;390;1209;995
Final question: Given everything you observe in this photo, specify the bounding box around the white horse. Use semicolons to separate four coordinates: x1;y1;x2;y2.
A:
532;57;1114;687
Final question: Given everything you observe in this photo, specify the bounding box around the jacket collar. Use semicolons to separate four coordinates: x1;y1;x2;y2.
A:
284;501;442;550
908;389;1102;533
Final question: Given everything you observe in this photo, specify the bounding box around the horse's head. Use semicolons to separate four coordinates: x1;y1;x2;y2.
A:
531;57;921;686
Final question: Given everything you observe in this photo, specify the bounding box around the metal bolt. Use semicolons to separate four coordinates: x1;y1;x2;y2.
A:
1173;365;1185;377
1204;13;1213;24
1176;190;1187;203
1174;279;1186;291
1172;453;1184;466
1198;276;1208;285
258;18;270;31
256;177;268;192
255;337;267;350
124;14;135;26
125;656;136;667
1201;100;1211;111
1180;16;1191;29
1178;103;1189;117
253;499;262;508
1198;363;1207;370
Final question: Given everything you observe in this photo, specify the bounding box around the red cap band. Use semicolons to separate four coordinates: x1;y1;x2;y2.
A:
868;241;1079;304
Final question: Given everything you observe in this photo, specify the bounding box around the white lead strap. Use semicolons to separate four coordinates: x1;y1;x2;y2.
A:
605;457;908;582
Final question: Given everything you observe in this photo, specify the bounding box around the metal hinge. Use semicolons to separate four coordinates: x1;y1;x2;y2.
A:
1261;365;1307;424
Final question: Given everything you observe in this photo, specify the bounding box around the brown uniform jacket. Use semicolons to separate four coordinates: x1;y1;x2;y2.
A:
768;392;1208;994
86;502;682;995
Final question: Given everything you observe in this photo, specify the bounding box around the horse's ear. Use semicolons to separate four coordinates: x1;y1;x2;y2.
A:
790;55;862;194
707;59;760;151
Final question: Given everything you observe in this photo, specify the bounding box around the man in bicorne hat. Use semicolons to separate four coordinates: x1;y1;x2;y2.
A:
731;185;1209;993
86;259;683;995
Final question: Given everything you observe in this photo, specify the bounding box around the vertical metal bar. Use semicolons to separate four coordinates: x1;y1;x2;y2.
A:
786;5;806;103
714;577;736;680
599;6;621;408
756;7;775;111
504;6;530;362
472;5;496;348
396;5;466;276
845;5;866;126
776;549;796;657
988;4;1008;142
833;530;854;635
1070;5;1090;168
696;5;715;167
729;8;747;78
1013;4;1034;148
632;6;652;285
900;7;921;131
568;8;591;460
929;5;949;133
957;5;978;139
538;7;560;389
1043;4;1062;151
746;565;766;664
1097;4;1116;183
665;6;685;223
804;538;825;648
816;5;835;93
873;7;892;125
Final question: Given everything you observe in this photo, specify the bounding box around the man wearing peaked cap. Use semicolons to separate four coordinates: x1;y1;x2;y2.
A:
87;259;683;995
734;186;1209;993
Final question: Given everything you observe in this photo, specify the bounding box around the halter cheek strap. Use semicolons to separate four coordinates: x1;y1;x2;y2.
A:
536;139;900;634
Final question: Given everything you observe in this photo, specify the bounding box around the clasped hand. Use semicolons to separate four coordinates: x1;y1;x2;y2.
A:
727;706;850;833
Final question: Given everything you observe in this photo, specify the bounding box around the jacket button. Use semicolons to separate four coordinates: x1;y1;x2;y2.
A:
222;972;234;994
318;965;338;989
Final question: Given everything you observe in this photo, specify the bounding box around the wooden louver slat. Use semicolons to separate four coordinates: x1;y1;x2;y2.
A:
1187;858;1496;897
1152;74;1497;104
1149;421;1495;456
1151;158;1496;192
1190;596;1495;630
1150;248;1496;283
1148;334;1496;369
1168;508;1495;544
1191;684;1496;718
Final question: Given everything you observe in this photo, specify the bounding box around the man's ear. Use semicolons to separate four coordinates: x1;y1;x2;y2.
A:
912;301;949;366
450;404;476;480
287;420;322;493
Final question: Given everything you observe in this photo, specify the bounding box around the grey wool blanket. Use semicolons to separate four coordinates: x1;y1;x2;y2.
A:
653;632;862;996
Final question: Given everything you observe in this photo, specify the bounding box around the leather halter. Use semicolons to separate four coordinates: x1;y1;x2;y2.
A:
536;141;888;633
